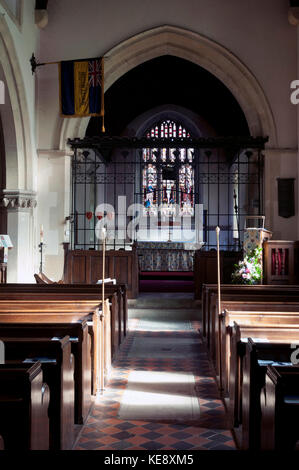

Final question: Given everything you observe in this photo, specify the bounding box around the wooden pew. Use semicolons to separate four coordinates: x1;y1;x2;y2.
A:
261;365;299;450
206;288;299;353
219;310;299;393
242;338;299;450
0;362;50;450
202;284;299;340
229;324;299;427
228;330;299;449
0;321;91;424
0;300;109;395
1;336;74;450
0;283;127;353
34;277;128;342
210;297;299;362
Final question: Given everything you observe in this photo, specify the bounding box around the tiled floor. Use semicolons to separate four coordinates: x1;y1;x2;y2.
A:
74;314;236;451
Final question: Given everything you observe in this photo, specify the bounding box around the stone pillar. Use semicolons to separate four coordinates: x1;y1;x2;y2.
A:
37;152;71;280
1;190;37;283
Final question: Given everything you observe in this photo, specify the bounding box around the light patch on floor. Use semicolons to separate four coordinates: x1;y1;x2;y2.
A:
134;319;192;332
128;337;201;358
118;370;200;421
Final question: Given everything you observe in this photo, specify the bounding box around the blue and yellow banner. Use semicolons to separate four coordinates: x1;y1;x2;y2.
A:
60;57;104;129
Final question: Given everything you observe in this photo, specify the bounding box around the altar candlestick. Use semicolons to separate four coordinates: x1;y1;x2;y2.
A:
40;224;44;243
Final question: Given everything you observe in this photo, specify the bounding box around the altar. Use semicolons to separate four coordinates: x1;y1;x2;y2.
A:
137;242;203;272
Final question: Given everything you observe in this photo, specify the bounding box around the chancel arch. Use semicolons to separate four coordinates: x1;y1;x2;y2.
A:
59;25;277;149
53;25;275;280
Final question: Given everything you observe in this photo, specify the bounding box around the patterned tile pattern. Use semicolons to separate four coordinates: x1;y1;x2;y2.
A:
74;318;236;450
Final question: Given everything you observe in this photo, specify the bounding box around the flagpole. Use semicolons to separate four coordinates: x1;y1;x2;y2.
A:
101;58;105;133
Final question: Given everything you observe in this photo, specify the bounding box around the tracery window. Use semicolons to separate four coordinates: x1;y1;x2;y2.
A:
142;120;194;217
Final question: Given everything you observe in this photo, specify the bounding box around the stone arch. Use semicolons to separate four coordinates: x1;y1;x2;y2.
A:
123;104;218;139
0;15;35;190
59;25;277;149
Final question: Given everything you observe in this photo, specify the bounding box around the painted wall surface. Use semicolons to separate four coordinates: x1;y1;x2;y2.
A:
0;0;40;281
37;153;71;280
37;0;297;149
1;0;299;280
0;0;39;190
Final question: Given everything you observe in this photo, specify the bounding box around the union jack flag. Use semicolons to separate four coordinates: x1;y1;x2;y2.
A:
88;59;102;87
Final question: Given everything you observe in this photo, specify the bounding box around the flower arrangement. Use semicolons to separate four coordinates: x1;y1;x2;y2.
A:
231;246;263;285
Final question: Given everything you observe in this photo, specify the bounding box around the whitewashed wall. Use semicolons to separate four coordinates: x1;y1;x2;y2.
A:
1;0;299;280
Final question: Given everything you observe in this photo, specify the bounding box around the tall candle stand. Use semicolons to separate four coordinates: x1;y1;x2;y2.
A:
38;242;44;273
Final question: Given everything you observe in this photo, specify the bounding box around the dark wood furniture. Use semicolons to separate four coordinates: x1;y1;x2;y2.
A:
241;338;296;450
194;250;242;299
63;243;139;299
219;310;299;393
2;336;74;450
261;365;299;450
0;321;91;424
0;362;50;450
228;323;299;434
202;284;299;341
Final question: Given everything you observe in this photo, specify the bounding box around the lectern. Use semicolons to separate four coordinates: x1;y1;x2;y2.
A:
243;216;272;254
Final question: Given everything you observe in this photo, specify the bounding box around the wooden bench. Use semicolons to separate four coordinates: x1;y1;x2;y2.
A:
261;365;299;450
0;321;91;424
0;293;111;392
2;336;74;450
219;310;299;393
0;362;50;449
206;288;299;353
229;324;299;427
229;331;299;449
210;298;299;362
0;284;126;357
34;278;129;343
202;284;299;339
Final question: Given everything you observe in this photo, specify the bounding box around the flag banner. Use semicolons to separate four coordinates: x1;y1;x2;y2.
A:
60;58;104;118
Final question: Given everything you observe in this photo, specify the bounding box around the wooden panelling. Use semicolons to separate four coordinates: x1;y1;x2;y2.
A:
194;250;242;299
64;245;139;298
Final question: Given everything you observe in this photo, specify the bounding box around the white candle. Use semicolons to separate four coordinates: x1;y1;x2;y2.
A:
40;224;44;243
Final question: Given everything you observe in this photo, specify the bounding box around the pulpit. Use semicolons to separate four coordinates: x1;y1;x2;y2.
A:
243;216;272;254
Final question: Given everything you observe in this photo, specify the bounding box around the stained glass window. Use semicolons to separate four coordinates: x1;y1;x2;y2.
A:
142;120;194;216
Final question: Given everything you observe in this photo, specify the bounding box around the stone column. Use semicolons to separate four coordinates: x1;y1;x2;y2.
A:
1;190;37;283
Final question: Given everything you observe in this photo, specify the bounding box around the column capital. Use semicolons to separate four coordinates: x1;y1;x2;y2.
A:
1;190;37;209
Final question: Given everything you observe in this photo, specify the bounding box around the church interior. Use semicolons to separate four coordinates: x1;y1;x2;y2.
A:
0;0;299;454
